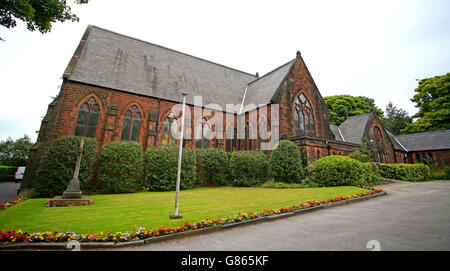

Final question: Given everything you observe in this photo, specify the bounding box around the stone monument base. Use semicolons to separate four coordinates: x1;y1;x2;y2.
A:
48;195;93;207
62;191;82;199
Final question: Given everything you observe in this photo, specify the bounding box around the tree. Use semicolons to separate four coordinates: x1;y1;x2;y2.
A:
407;73;450;132
0;135;34;166
323;95;384;126
381;101;413;135
0;0;88;34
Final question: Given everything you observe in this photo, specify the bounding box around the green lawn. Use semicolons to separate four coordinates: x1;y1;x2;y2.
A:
0;186;366;235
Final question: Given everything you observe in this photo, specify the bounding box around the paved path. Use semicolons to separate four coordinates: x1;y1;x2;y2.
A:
90;180;450;251
0;181;20;203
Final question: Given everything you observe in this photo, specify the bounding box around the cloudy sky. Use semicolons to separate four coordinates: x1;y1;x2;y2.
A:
0;0;449;142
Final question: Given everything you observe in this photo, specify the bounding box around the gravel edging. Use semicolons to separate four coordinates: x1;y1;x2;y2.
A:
0;191;387;250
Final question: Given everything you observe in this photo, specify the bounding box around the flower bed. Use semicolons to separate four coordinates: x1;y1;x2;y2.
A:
0;197;24;211
45;199;95;207
0;187;383;246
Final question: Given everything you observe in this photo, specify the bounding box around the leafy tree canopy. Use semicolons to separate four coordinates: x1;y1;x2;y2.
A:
323;95;384;126
406;72;450;133
380;101;413;135
0;0;88;34
0;135;34;166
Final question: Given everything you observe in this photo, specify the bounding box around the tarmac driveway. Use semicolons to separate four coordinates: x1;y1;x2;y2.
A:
0;181;20;203
102;180;450;251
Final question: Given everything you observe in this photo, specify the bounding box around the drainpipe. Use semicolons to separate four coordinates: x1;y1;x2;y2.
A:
154;98;161;146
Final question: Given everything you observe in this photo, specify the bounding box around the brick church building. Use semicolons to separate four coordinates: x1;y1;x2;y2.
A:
21;25;450;189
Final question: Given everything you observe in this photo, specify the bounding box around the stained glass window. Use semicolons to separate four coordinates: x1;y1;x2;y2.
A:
196;118;210;149
75;97;100;138
121;105;141;142
161;112;178;145
294;93;315;136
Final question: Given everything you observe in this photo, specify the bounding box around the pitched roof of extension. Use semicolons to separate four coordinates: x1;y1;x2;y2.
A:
329;124;345;142
65;25;295;114
336;113;372;145
332;111;450;152
391;129;450;152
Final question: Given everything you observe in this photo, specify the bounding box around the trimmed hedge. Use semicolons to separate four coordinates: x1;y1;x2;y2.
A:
269;140;304;183
229;150;270;187
361;162;382;185
305;155;365;187
98;141;144;194
196;148;230;186
33;136;97;198
0;165;17;182
377;163;430;182
145;145;196;191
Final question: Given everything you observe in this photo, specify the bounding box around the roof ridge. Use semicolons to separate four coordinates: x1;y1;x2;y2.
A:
247;58;296;86
344;112;373;120
395;129;450;137
90;25;257;78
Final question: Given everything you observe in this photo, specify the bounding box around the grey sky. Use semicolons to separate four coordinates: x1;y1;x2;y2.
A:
0;0;449;142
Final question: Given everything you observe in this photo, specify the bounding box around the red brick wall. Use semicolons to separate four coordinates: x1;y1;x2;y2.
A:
276;57;333;140
366;115;396;163
40;81;271;153
408;150;450;168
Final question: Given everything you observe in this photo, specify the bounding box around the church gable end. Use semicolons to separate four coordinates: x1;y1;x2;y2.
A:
276;53;333;140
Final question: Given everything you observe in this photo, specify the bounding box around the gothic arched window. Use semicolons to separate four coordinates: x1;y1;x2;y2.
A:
196;118;210;149
294;93;315;137
75;97;100;138
161;112;178;145
121;105;141;142
226;126;235;152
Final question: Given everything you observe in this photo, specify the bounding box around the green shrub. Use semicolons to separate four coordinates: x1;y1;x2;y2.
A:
195;149;206;184
361;162;382;185
377;163;430;182
269;140;304;183
305;155;365;187
196;148;229;186
229;150;269;187
145;145;196;191
431;169;447;180
98;141;144;194
33;136;97;197
445;166;450;180
0;165;17;182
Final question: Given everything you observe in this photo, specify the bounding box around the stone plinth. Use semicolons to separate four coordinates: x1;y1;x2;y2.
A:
49;195;92;207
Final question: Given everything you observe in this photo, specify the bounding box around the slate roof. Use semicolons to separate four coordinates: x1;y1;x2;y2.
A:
332;111;450;152
66;25;294;114
329;124;345;142
392;130;450;152
385;129;407;151
336;113;372;144
243;60;295;110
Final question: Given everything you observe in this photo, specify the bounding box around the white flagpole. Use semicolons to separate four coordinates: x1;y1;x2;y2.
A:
171;93;187;219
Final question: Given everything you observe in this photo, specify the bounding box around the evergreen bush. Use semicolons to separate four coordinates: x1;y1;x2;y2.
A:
229;150;269;187
145;145;196;191
98;141;144;193
0;165;17;182
361;162;382;185
377;163;430;182
196;148;229;186
269;140;304;183
305;155;365;187
33;136;97;197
